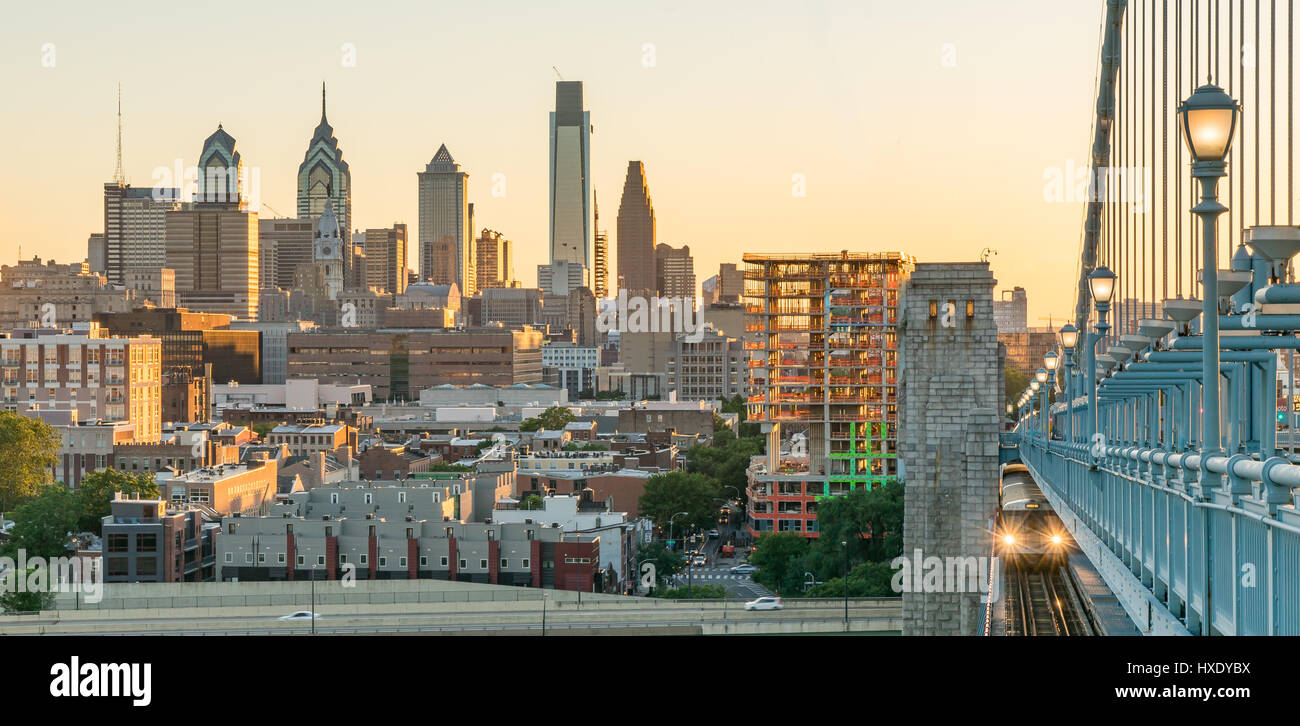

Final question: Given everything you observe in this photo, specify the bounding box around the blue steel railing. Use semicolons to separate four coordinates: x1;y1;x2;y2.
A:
1011;240;1300;635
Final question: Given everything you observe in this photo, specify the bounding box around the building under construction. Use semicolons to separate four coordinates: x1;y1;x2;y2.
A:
742;251;915;537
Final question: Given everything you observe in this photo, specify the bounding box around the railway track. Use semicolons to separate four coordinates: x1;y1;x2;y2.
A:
1006;563;1094;636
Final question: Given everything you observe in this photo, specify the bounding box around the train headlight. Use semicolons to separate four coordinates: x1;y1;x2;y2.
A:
1051;534;1063;546
1002;534;1015;546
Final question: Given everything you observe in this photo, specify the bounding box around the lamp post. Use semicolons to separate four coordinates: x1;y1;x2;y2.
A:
310;562;317;635
1179;82;1240;458
1035;369;1048;439
668;511;687;551
1060;324;1079;443
1087;266;1117;464
842;540;849;627
1044;351;1060;441
1030;380;1041;435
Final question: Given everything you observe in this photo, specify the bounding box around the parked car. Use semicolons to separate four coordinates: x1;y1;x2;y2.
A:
744;596;783;611
730;564;758;574
277;611;320;621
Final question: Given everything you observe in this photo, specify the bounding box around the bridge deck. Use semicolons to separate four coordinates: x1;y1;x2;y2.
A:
1067;552;1140;636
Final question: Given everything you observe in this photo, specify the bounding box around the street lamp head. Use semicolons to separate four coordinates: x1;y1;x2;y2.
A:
1044;350;1060;371
1178;83;1241;163
1031;379;1040;392
1035;368;1048;384
1059;323;1079;351
1088;266;1117;306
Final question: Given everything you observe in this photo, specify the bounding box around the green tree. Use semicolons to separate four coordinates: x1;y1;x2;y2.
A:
749;532;811;595
1;485;80;562
0;411;59;510
428;462;472;473
520;406;577;432
651;583;726;599
638;471;722;535
635;541;684;589
804;561;898;598
1005;366;1031;415
520;494;543;511
251;422;277;439
0;566;56;614
74;469;159;535
686;433;762;503
811;482;904;567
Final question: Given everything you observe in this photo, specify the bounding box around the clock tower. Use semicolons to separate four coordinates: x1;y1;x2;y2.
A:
314;200;344;299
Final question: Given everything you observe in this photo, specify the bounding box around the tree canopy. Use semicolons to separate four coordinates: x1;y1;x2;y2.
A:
74;469;158;534
1;485;80;562
521;406;577;432
638;471;722;536
0;411;59;510
635;541;685;589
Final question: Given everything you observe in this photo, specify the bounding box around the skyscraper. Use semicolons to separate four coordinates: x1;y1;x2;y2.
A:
418;144;470;293
165;125;259;319
655;243;695;299
363;224;408;295
617;161;656;295
296;83;351;254
474;228;513;291
593;191;608;299
549;81;592;282
101;88;179;285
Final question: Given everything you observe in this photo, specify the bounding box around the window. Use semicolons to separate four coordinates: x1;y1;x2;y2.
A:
224;552;233;563
278;553;286;564
440;556;448;567
500;558;509;569
317;556;325;566
257;553;266;563
420;556;428;566
364;493;373;504
339;554;348;564
399;557;407;568
330;492;339;504
522;558;530;569
297;555;305;566
245;553;254;563
360;554;368;565
398;491;406;503
379;557;387;567
106;557;128;576
106;534;129;553
459;559;467;569
480;559;488;569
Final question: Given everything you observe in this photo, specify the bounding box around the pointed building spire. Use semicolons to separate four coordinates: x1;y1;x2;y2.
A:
113;83;125;184
321;81;327;122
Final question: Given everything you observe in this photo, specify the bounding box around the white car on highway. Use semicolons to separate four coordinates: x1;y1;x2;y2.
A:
729;564;758;575
744;596;783;611
277;611;320;621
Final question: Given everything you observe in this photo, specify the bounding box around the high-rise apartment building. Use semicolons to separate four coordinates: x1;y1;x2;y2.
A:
102;184;181;286
656;243;695;299
549;81;593;283
418;144;471;295
718;263;743;303
166;125;259;319
296;84;352;271
474;229;513;291
363;224;408;295
88;233;106;275
742;252;914;538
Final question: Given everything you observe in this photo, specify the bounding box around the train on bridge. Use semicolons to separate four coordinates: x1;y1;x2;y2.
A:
997;463;1094;636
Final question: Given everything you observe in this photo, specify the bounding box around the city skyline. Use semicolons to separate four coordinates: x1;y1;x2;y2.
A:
1;0;1104;323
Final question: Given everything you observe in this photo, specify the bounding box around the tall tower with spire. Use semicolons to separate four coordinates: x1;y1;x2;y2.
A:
103;84;180;285
297;82;352;278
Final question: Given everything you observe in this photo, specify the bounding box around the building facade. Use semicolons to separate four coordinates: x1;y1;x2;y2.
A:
742;251;914;537
616;161;656;295
549;81;593;287
418;144;472;295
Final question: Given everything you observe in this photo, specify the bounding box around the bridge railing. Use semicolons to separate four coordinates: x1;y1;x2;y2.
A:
1014;433;1300;635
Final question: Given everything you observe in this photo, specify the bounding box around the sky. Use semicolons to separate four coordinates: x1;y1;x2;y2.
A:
0;0;1105;324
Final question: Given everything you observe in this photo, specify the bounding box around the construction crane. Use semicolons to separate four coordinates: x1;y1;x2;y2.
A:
553;66;564;81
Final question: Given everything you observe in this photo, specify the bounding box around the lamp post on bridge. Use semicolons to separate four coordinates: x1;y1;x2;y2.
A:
1035;368;1049;440
1030;379;1041;435
1044;351;1060;442
1060;324;1079;444
1178;82;1240;462
1086;266;1117;465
